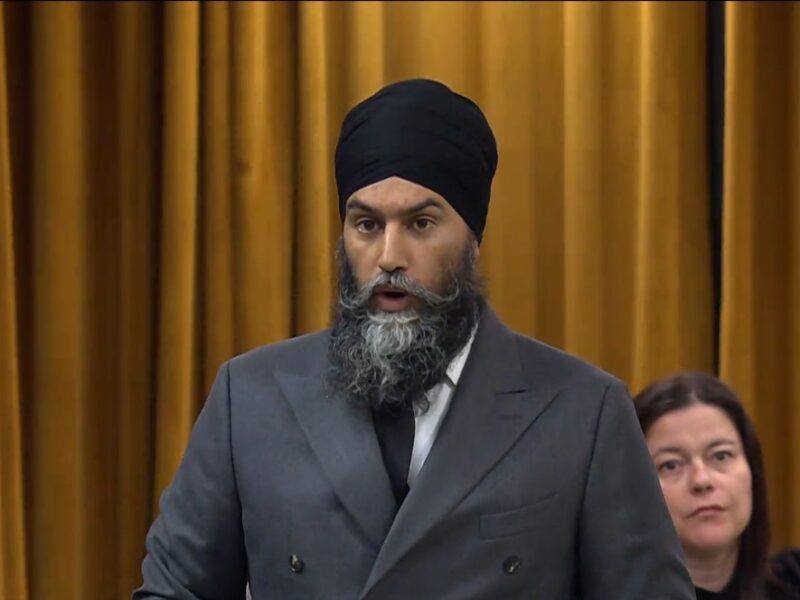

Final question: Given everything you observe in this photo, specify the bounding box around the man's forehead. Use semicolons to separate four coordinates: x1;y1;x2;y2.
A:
348;176;441;198
345;177;452;213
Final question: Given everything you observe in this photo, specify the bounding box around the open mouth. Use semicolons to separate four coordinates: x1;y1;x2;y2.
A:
380;290;407;300
373;287;412;311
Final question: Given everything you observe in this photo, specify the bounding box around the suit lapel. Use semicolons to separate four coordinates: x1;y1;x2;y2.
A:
275;369;397;550
360;310;562;598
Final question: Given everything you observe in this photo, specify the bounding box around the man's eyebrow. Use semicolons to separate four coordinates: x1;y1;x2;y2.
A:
402;198;445;214
345;198;376;214
345;197;445;216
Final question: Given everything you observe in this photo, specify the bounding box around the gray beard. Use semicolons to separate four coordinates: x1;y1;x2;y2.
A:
327;240;484;415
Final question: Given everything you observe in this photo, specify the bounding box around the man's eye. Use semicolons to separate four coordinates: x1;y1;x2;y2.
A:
412;218;434;231
356;219;377;233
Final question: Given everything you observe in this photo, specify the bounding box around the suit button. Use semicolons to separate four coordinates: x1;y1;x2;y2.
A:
289;554;305;573
503;555;521;575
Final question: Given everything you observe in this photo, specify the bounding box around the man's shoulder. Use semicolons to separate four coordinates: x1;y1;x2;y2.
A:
226;328;331;377
502;323;623;394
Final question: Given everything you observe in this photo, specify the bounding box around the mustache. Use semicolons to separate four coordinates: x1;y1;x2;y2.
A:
339;270;458;312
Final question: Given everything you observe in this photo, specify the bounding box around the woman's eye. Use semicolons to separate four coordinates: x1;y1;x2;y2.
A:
658;460;681;473
713;450;733;462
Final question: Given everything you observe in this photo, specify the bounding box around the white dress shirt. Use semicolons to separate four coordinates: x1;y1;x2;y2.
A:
407;329;477;486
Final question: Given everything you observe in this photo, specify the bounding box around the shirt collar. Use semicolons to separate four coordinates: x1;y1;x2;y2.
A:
444;326;478;387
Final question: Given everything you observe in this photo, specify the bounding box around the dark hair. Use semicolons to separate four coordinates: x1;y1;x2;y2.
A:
633;371;770;600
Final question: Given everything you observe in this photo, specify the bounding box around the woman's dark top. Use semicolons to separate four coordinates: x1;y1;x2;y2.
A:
694;548;800;600
695;569;741;600
768;547;800;600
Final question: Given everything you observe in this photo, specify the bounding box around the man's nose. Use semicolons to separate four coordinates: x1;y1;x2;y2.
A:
377;225;409;273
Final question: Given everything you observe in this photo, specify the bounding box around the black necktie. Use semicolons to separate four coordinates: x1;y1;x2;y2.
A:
372;407;416;505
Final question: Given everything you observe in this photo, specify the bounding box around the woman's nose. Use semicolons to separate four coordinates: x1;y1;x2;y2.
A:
689;461;714;494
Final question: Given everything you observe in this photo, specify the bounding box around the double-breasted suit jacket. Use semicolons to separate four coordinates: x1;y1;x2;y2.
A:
135;309;694;599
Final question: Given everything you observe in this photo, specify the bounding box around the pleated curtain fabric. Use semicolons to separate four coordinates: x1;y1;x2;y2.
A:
0;2;797;599
720;0;800;548
0;4;27;599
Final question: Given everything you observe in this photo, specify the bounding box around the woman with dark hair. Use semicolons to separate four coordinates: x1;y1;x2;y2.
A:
633;371;800;600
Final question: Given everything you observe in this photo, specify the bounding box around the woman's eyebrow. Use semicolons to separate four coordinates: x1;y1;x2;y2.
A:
652;446;684;458
706;438;738;451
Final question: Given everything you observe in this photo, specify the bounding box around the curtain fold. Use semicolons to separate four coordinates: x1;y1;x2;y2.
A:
296;1;348;333
114;3;159;595
28;3;89;597
153;0;201;500
0;4;27;599
0;2;794;598
226;1;295;349
720;0;800;549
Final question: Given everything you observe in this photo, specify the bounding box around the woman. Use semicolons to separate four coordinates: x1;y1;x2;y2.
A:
633;371;800;600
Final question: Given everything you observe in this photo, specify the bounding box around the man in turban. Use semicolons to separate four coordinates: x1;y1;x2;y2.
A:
135;79;694;599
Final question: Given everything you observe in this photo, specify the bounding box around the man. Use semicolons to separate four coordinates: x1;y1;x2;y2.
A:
135;79;694;599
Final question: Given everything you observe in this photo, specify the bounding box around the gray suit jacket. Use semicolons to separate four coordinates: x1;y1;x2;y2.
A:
135;308;694;599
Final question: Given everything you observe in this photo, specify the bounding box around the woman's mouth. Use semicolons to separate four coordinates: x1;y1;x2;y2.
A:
689;505;725;518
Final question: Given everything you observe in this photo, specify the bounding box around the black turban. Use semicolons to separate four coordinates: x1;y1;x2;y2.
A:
334;79;498;242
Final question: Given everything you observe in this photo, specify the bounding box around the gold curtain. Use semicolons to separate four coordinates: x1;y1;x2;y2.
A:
5;1;794;598
0;3;27;599
720;1;800;549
